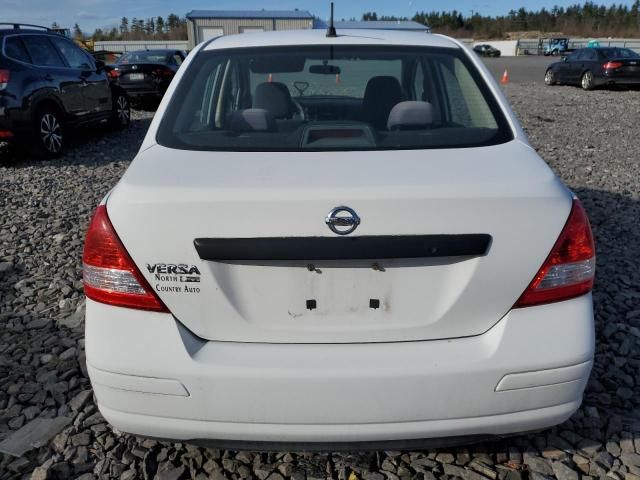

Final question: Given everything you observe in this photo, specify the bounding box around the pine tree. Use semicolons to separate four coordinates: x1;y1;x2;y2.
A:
119;17;129;35
156;16;165;37
145;17;155;36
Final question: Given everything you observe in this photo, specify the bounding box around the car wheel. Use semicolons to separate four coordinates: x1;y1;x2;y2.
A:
544;69;556;86
30;107;64;159
551;50;559;56
581;71;594;91
111;92;131;129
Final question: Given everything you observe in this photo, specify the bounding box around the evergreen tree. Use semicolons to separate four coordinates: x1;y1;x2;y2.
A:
145;17;155;36
156;16;165;36
119;17;129;35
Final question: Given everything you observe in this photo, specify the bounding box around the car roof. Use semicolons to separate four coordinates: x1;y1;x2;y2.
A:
202;29;459;51
0;28;58;36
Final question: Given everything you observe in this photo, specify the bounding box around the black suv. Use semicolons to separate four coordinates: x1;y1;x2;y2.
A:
0;23;130;158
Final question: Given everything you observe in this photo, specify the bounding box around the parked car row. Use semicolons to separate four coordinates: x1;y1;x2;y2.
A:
0;23;184;158
545;47;640;90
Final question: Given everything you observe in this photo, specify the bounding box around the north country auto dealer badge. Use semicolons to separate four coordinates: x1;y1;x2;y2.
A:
146;263;201;294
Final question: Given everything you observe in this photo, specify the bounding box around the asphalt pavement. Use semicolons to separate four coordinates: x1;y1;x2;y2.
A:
482;55;555;84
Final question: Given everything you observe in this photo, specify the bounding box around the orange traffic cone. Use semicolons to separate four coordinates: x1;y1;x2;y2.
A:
500;69;510;84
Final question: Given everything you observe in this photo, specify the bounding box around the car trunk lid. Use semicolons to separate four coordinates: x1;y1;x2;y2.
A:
106;141;571;343
115;63;172;84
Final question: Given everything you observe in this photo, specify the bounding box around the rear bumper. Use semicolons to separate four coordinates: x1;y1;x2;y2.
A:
117;82;167;98
86;295;594;444
597;73;640;86
0;96;32;140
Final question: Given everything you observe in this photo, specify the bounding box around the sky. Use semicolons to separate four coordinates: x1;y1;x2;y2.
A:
1;0;636;32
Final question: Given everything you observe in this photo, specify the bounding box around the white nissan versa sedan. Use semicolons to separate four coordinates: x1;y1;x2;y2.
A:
83;29;596;449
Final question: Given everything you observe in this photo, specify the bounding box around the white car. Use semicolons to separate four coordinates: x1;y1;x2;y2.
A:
83;28;595;449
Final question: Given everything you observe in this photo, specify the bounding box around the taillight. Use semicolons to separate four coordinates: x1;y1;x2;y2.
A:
514;198;595;308
153;67;173;78
108;69;120;79
83;205;169;312
0;69;10;90
603;61;623;70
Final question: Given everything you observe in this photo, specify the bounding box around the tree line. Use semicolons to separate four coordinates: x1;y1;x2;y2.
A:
64;2;640;43
63;14;187;41
364;1;640;38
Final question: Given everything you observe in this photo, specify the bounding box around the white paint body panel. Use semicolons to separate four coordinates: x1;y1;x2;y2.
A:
86;295;594;442
107;141;571;343
87;30;595;442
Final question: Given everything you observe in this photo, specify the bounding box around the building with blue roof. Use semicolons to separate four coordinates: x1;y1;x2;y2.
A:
186;10;431;49
186;9;315;48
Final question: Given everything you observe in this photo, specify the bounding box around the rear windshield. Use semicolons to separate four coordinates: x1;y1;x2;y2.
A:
118;51;170;64
598;48;640;59
157;45;513;151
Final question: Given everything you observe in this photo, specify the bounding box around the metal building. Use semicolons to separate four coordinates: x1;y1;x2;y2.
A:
186;10;315;49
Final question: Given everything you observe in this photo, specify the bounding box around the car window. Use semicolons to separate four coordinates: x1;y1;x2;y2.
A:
578;49;596;61
437;57;498;129
49;37;93;69
22;35;65;67
118;51;170;64
248;57;402;99
414;61;425;100
598;48;640;59
158;45;512;152
4;36;31;63
566;50;580;62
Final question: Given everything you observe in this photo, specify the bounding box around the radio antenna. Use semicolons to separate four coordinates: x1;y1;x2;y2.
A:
326;2;337;38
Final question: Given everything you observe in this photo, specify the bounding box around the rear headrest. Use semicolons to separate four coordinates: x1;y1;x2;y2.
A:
363;76;403;103
387;101;434;131
253;82;293;119
229;109;276;133
362;76;404;130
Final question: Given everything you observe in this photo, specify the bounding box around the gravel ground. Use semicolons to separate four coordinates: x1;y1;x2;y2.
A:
1;83;640;480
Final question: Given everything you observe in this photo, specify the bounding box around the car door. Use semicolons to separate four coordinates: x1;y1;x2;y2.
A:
21;34;85;117
570;49;592;82
49;36;111;117
581;48;599;76
557;50;579;82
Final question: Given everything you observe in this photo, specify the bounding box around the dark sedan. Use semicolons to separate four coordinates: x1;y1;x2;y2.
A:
473;44;501;57
545;47;640;90
108;49;186;101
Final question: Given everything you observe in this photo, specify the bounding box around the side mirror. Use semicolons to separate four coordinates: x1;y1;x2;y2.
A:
561;56;568;62
95;60;106;72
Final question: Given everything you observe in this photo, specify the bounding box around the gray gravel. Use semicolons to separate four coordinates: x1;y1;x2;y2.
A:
1;83;640;480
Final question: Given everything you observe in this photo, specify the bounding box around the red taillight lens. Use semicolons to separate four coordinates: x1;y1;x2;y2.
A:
0;69;10;90
603;61;623;70
0;130;13;138
83;205;169;312
154;67;173;78
514;198;595;308
108;69;120;79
